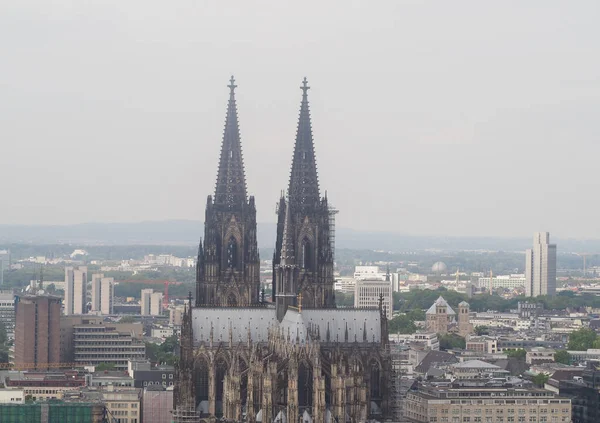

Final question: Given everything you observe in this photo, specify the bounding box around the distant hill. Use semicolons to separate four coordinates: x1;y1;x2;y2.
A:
1;220;599;252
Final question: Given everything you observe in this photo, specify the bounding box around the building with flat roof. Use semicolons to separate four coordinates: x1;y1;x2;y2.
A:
64;266;88;315
526;232;557;297
14;295;61;369
90;274;114;315
73;320;145;370
354;278;392;319
405;381;572;423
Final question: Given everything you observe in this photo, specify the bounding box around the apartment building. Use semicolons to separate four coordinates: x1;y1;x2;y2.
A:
64;266;88;315
405;382;571;423
90;274;114;315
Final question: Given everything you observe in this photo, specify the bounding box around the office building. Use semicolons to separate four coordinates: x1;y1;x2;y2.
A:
141;289;163;316
73;320;145;370
64;266;88;315
478;274;526;290
90;274;114;315
0;291;15;340
405;382;572;423
525;232;557;297
150;292;163;316
14;295;61;369
140;288;153;316
354;277;393;319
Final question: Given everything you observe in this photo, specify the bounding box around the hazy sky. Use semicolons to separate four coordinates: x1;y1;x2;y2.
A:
1;1;599;238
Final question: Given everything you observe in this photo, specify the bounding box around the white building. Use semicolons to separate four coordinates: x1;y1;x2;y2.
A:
390;332;439;350
140;289;154;316
150;292;163;316
353;266;385;280
64;266;87;315
141;289;163;316
91;274;114;315
354;278;393;319
525;232;557;297
334;277;356;293
0;388;25;404
478;274;526;290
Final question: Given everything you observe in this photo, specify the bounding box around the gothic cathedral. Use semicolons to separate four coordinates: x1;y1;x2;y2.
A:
174;78;391;423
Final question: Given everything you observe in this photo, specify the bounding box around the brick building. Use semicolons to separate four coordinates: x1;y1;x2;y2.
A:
14;295;61;369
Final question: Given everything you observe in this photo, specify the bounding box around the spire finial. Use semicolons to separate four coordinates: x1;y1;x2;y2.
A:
298;291;303;312
301;77;310;95
228;75;237;95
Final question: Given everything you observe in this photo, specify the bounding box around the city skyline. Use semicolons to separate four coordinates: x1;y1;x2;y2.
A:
1;2;599;238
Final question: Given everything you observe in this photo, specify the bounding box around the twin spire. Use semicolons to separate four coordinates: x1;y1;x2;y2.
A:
213;76;321;210
288;77;321;209
214;76;247;207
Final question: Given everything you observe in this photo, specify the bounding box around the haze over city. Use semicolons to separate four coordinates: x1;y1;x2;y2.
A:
1;1;599;238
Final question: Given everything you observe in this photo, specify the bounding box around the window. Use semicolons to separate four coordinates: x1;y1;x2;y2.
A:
169;374;173;379
162;374;166;379
463;418;470;422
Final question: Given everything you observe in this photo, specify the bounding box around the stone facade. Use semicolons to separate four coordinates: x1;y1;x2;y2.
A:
173;78;392;423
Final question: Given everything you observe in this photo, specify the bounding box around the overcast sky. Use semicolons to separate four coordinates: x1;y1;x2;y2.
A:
1;1;598;238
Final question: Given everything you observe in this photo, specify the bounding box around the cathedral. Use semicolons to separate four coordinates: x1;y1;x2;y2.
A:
174;77;391;423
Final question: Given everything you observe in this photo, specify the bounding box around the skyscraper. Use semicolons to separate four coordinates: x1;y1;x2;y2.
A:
91;274;114;315
525;232;557;297
64;266;88;315
140;288;153;316
14;295;61;369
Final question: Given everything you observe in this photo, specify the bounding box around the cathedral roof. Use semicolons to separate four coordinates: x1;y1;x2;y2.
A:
425;296;456;315
191;306;382;345
281;308;382;344
191;307;276;345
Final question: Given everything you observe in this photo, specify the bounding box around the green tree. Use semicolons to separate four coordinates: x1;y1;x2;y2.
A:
439;334;466;351
335;292;355;307
506;349;527;360
389;315;417;334
474;326;489;336
554;350;571;365
568;328;597;351
96;362;116;371
532;373;549;387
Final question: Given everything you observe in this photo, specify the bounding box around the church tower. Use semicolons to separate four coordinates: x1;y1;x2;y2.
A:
196;77;260;307
273;78;335;312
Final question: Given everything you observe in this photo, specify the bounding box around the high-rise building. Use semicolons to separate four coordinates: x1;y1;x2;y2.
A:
140;289;154;316
354;278;393;319
525;232;557;297
150;292;163;316
64;266;88;315
91;274;114;315
14;295;61;369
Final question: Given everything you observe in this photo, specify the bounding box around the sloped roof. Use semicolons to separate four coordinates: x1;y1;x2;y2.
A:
453;360;501;369
426;296;456;315
415;350;458;373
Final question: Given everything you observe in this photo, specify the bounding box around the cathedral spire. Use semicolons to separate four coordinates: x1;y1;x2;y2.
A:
280;202;295;266
214;76;247;207
288;77;320;208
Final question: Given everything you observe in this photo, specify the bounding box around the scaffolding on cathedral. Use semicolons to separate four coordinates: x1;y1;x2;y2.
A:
390;342;409;423
171;406;201;423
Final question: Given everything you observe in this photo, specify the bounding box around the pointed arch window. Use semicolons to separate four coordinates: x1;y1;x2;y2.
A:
227;236;238;269
301;237;312;270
